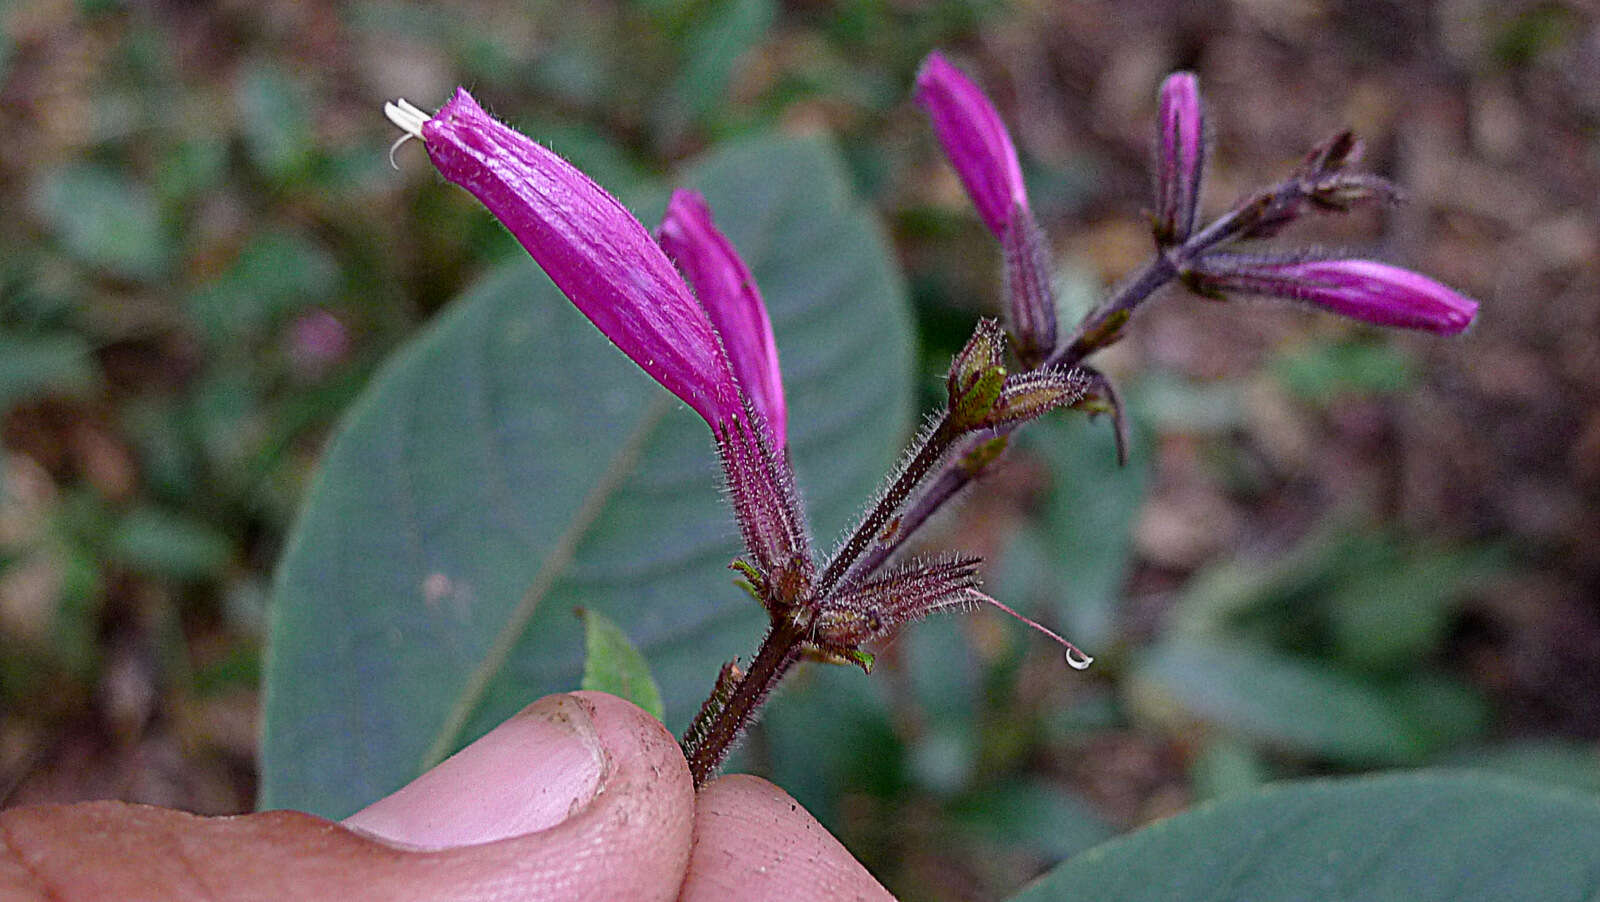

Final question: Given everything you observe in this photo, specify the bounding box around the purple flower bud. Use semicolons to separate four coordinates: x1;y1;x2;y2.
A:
916;53;1058;362
658;189;788;448
1187;256;1479;335
1154;72;1205;245
388;90;743;430
914;51;1028;238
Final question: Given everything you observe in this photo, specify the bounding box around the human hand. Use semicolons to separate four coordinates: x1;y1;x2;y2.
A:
0;691;894;901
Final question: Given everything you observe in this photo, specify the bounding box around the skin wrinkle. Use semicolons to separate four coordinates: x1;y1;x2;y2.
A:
161;818;222;902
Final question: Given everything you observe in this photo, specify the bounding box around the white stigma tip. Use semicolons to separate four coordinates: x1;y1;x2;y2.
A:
384;99;430;138
384;99;430;168
1064;648;1094;671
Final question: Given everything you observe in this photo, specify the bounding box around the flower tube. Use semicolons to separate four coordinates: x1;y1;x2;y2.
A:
386;90;743;429
658;189;787;447
386;91;809;575
1186;256;1479;334
914;51;1028;238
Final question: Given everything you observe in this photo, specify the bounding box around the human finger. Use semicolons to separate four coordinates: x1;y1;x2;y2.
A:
679;773;895;901
0;691;695;902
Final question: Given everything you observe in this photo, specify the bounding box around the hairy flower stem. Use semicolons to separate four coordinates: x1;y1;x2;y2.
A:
815;415;961;598
682;179;1321;786
855;252;1181;576
682;418;963;784
684;618;806;787
857;200;1282;571
1052;255;1177;369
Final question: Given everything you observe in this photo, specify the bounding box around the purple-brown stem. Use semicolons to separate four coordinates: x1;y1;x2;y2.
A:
813;415;961;598
683;617;806;787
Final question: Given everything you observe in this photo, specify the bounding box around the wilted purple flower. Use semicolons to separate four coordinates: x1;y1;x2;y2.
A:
385;91;743;430
657;189;787;448
1154;72;1205;245
1186;256;1479;334
916;51;1057;364
914;51;1028;239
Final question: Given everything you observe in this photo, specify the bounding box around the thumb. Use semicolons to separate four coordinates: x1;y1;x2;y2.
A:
0;692;695;902
345;692;613;848
345;690;698;899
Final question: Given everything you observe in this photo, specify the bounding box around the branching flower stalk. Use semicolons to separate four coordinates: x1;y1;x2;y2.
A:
387;56;1478;789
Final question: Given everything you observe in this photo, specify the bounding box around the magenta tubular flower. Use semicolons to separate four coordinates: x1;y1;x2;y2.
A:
386;91;809;576
1154;72;1204;245
657;189;787;447
1188;256;1479;334
914;51;1028;239
386;90;743;429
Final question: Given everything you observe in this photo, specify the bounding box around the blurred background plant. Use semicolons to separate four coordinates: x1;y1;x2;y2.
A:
2;1;1597;898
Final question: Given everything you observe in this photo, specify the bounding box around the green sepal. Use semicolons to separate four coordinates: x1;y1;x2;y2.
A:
960;434;1010;474
947;319;1010;430
840;649;875;674
951;363;1007;429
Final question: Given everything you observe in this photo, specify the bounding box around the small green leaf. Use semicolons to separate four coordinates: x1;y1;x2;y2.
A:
578;607;664;722
1010;772;1600;902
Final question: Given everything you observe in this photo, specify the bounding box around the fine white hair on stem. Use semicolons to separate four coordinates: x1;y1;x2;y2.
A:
384;99;430;169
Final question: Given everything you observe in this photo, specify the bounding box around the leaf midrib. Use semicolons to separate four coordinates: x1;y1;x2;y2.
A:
420;393;675;769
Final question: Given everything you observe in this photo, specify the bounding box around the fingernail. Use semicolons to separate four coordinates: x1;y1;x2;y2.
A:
344;693;606;849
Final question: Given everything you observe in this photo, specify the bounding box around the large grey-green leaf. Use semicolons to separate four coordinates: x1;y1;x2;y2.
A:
1010;771;1600;902
1128;639;1429;765
260;135;914;816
